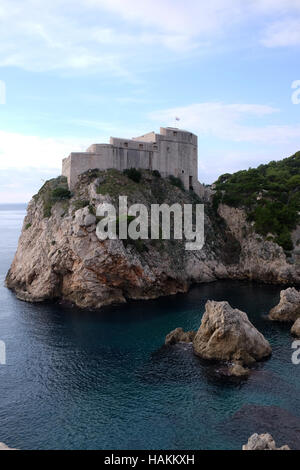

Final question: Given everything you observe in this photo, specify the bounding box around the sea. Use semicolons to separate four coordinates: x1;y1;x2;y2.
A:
0;204;299;450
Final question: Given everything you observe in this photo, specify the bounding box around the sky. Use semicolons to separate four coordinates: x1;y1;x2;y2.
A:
1;0;300;202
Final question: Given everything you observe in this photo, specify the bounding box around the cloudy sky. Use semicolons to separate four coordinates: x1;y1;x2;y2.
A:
1;0;300;201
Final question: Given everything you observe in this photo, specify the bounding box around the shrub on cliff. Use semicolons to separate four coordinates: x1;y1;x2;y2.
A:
34;176;71;218
123;168;142;183
152;170;161;178
168;175;184;190
52;187;71;200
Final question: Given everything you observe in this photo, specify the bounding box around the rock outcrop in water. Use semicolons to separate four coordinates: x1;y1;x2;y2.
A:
0;442;17;450
242;433;290;450
5;168;300;309
222;404;300;450
291;318;300;337
165;328;196;345
269;287;300;322
193;301;272;365
228;363;250;377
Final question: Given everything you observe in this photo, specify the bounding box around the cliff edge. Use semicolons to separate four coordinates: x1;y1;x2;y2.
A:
5;167;300;309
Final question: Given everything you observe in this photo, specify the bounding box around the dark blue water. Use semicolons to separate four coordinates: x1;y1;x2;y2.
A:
0;206;299;450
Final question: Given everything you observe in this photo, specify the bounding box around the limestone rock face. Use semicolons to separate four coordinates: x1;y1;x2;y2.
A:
193;301;272;365
269;288;300;322
242;433;290;450
5;170;300;310
6;171;231;309
165;327;196;345
291;318;300;337
218;204;300;285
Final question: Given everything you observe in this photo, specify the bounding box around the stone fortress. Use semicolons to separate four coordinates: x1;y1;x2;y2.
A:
62;126;204;196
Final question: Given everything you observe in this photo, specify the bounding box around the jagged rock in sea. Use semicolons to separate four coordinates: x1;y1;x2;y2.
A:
242;433;290;450
269;287;300;322
165;327;196;345
0;442;17;450
291;318;300;337
193;300;272;365
221;404;300;450
5;169;300;309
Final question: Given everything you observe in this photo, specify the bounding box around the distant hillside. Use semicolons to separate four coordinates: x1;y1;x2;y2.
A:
213;152;300;250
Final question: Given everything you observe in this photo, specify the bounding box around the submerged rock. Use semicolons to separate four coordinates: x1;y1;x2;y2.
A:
269;288;300;322
291;318;300;337
242;433;290;450
193;300;272;365
165;327;196;345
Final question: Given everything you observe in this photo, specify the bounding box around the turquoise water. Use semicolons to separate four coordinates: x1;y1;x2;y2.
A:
0;206;299;450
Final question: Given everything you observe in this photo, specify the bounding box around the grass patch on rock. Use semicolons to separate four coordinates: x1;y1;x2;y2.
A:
34;176;71;218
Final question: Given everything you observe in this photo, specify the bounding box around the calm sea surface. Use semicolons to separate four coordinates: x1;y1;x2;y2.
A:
0;204;299;450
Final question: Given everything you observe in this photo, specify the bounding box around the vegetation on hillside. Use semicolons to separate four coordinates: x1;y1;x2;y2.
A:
123;168;142;183
34;176;71;218
213;151;300;250
168;175;184;190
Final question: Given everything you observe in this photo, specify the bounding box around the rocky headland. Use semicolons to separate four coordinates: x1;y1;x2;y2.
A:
5;159;300;309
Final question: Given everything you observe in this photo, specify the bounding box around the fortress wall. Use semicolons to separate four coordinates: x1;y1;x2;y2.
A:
86;144;113;153
112;147;157;171
63;149;113;189
62;127;200;193
157;138;198;190
64;153;94;189
62;157;71;182
132;131;156;143
110;137;157;152
90;148;114;171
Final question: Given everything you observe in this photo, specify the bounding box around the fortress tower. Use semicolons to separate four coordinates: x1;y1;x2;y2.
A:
62;127;203;196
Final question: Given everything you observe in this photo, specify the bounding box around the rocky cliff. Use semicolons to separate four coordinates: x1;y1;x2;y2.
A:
218;204;300;284
5;168;300;309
